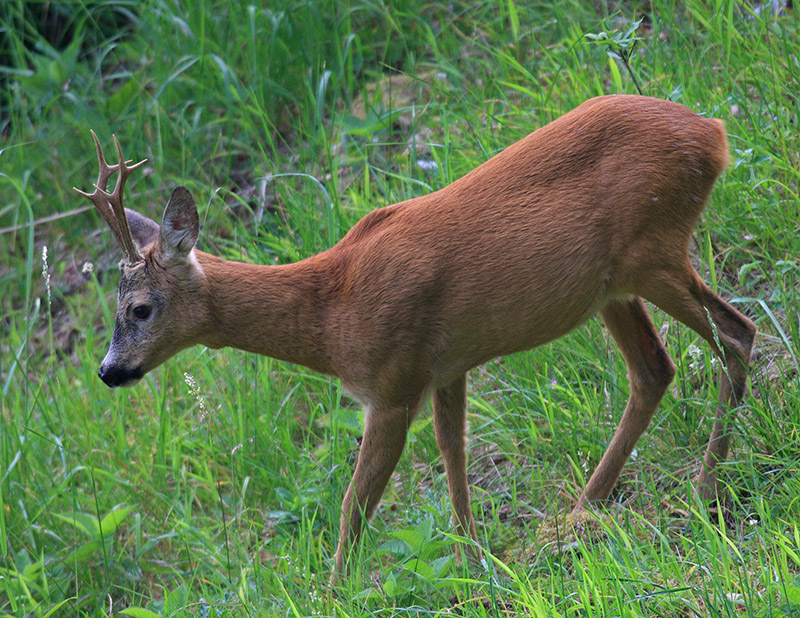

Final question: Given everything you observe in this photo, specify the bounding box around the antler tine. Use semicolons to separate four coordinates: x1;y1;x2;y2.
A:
73;130;123;244
90;129;119;192
73;131;147;264
98;135;147;264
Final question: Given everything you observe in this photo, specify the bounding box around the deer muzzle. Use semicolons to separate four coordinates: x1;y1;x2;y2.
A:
98;361;144;388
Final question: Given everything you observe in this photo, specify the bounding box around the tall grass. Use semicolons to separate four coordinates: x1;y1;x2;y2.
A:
1;0;799;616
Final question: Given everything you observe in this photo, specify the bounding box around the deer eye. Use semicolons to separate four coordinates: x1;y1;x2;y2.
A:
132;305;152;320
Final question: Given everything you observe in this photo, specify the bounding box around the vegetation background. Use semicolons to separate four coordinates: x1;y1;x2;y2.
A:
1;0;798;616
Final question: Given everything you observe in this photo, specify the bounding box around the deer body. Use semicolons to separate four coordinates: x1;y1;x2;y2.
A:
77;95;756;576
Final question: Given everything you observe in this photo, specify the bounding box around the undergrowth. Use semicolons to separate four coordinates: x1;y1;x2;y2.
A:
1;1;799;616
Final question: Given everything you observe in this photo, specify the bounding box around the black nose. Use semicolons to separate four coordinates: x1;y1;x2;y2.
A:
98;364;143;388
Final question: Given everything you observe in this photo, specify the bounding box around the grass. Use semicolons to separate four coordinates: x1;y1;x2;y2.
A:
1;0;799;615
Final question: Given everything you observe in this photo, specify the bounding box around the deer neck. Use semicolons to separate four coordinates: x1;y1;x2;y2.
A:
195;251;334;375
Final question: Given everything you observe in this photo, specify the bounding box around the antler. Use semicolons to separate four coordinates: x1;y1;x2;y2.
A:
73;130;147;264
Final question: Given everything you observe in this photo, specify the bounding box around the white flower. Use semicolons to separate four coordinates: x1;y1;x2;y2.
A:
184;373;208;421
41;245;51;310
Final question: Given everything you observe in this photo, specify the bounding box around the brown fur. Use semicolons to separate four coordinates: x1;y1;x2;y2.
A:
84;95;756;577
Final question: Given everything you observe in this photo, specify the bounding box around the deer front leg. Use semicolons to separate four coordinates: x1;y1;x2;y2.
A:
334;405;414;576
433;374;481;562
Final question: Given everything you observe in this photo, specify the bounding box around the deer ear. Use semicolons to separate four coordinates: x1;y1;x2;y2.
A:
159;186;199;259
125;208;160;250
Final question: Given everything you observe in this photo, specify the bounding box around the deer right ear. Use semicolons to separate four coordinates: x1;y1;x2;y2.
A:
125;208;160;250
159;186;199;260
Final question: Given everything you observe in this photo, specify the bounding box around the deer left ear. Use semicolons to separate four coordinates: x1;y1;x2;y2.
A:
160;186;199;259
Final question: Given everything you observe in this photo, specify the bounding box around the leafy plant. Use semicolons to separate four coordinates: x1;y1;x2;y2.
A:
376;517;457;602
585;18;644;94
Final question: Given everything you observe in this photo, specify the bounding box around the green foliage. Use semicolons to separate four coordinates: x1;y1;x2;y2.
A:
0;505;132;616
376;517;457;601
585;17;644;94
1;0;799;615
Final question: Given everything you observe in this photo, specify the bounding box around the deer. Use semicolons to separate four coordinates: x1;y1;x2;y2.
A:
75;94;756;577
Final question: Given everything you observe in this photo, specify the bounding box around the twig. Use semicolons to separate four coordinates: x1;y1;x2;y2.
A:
0;205;91;235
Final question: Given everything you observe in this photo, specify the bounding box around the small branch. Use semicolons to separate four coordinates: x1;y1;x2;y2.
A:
619;51;644;96
0;205;91;235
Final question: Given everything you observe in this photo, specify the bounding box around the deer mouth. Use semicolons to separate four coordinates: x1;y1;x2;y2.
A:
98;364;144;388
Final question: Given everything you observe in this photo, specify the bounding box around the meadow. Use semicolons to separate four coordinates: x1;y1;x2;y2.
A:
1;1;799;616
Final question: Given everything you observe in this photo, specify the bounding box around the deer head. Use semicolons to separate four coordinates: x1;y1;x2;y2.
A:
75;132;207;387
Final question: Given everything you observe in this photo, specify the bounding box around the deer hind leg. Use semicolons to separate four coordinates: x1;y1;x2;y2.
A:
643;265;756;499
576;296;677;509
433;373;481;561
334;403;416;576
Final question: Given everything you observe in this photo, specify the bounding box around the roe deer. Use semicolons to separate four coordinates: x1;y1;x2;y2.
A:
75;95;756;576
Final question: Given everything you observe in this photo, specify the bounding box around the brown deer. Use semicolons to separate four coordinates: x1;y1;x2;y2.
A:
75;95;756;576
